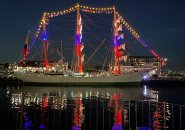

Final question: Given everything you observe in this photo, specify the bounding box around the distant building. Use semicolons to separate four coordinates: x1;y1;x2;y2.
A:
126;56;160;67
120;56;160;74
0;64;5;69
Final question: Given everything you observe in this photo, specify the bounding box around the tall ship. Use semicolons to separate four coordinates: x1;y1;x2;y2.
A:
14;4;166;85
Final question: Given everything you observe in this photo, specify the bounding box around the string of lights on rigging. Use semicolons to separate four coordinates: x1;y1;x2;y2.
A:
25;3;166;68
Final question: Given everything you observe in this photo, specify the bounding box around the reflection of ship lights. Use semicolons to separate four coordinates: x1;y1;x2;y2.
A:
143;86;159;102
110;94;124;130
112;124;122;130
144;86;147;95
72;97;84;130
138;127;151;130
23;112;32;130
152;102;170;130
11;93;22;108
42;96;48;110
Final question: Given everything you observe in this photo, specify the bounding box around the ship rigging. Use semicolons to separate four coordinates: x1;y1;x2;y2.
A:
20;3;166;75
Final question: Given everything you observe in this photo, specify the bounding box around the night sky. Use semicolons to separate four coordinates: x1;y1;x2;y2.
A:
0;0;185;70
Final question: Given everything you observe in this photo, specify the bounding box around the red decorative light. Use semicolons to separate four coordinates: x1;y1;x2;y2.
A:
42;97;48;110
110;94;124;129
73;97;84;130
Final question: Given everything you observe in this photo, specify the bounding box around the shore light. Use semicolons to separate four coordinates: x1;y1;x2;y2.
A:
143;75;148;80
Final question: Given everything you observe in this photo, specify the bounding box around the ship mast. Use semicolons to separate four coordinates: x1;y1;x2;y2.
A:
42;15;49;67
61;40;64;65
113;6;121;74
23;32;29;65
75;4;83;74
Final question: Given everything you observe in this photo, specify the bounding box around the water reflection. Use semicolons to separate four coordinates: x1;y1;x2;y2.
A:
110;94;128;130
152;102;171;130
72;96;84;130
1;86;185;130
143;85;159;102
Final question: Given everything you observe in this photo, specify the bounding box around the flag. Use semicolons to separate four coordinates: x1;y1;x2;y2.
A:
80;24;83;35
118;24;122;31
116;16;122;23
81;54;85;63
79;15;81;25
80;44;84;52
116;51;124;57
119;56;124;61
118;44;125;50
78;14;83;38
22;34;29;55
25;34;29;45
22;46;29;55
117;33;124;40
123;56;127;62
119;56;127;62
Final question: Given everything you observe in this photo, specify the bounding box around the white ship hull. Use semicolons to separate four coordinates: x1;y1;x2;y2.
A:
15;72;142;86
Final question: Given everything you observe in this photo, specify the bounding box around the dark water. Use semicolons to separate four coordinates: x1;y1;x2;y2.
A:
0;84;185;130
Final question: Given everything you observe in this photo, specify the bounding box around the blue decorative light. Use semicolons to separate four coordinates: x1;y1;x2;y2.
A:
42;37;47;41
23;112;32;130
72;126;81;130
114;36;118;46
75;34;81;44
138;127;152;130
42;33;47;41
39;125;46;129
112;124;122;130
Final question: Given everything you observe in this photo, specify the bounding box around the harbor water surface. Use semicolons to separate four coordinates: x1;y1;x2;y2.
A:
0;84;185;130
